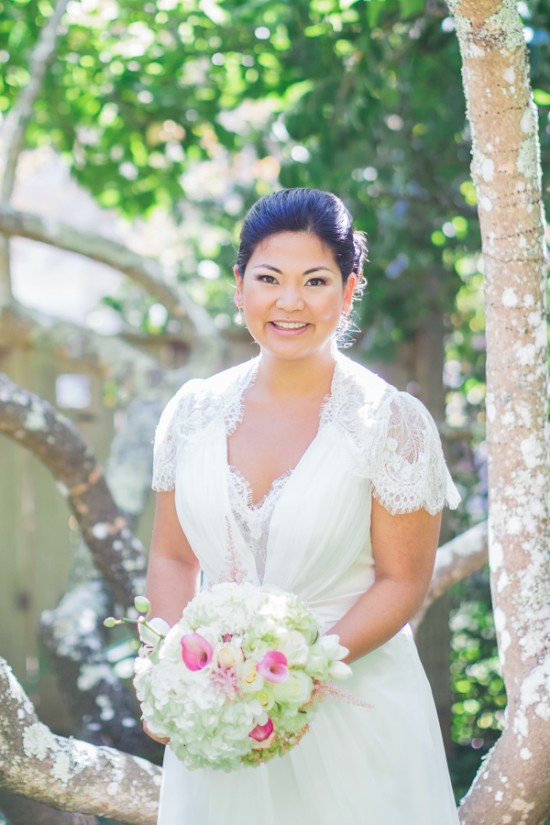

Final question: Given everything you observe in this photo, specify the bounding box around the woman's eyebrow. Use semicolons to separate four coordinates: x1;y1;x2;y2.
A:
251;264;334;274
303;266;333;275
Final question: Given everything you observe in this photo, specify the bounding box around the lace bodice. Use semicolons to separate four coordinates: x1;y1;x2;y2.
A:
152;354;460;517
227;465;290;581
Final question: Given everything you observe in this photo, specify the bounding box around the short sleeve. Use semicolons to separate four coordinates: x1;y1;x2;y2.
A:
371;392;460;516
151;391;181;492
151;379;204;492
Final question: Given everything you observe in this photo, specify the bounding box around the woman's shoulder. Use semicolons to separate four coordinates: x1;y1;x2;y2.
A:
158;358;259;435
334;354;400;416
336;354;435;421
335;355;459;513
331;354;438;459
171;358;257;401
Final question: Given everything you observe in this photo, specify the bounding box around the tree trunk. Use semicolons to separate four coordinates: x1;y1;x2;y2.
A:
448;1;550;822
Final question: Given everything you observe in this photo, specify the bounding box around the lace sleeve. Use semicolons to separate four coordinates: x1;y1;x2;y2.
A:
151;380;202;492
371;392;460;516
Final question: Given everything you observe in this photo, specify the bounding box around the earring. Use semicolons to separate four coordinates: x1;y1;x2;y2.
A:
235;304;244;326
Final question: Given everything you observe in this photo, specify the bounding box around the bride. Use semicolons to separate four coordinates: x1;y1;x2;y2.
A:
145;188;461;824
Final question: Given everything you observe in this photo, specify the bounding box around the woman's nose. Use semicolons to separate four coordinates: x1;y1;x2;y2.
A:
275;286;304;311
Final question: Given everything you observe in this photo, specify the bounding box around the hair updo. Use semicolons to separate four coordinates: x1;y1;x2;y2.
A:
235;188;367;301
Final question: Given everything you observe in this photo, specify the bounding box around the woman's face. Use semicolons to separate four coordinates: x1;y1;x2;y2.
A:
234;231;357;363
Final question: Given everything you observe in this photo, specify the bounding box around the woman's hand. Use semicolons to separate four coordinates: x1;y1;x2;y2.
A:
143;721;170;746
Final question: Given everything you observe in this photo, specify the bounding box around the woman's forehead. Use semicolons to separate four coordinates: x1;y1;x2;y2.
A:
248;232;338;266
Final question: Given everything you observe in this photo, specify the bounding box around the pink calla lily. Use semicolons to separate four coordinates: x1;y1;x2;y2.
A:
257;650;289;683
180;633;213;671
249;718;274;742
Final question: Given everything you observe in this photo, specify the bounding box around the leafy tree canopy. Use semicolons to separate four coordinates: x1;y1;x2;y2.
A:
0;0;548;355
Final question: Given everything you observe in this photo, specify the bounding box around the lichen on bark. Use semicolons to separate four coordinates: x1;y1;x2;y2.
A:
449;0;550;822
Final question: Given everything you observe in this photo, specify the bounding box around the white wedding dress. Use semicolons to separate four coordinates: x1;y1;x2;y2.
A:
151;352;461;825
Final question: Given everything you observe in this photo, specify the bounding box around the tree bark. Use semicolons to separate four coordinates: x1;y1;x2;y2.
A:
0;301;191;394
0;0;69;200
0;373;147;607
0;0;70;309
38;581;146;752
448;1;550;822
0;658;160;825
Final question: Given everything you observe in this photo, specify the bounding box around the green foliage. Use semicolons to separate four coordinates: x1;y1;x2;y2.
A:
451;596;506;747
2;0;548;355
448;572;507;801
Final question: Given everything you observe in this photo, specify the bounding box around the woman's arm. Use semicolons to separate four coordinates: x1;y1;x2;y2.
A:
329;497;442;664
143;491;200;744
146;490;201;628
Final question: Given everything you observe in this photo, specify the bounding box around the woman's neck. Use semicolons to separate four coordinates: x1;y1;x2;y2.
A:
253;349;338;399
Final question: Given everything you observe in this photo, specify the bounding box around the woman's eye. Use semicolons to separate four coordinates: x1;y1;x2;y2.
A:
257;274;278;284
306;277;327;286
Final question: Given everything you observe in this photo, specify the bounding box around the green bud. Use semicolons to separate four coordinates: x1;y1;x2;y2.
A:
134;595;151;615
103;617;119;628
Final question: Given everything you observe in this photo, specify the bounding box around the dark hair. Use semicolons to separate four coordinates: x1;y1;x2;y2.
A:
235;188;367;298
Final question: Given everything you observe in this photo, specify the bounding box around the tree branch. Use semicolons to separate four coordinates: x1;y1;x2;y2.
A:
0;302;184;397
0;0;69;200
0;373;146;607
38;398;167;751
0;658;160;825
0;0;69;302
412;521;488;631
0;204;219;337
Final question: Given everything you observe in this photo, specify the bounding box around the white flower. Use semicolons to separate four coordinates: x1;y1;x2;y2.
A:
238;659;265;693
277;630;309;665
216;642;244;669
306;648;329;678
272;670;313;705
316;633;349;661
329;660;352;680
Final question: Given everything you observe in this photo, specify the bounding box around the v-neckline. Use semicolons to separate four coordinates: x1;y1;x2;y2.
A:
225;355;340;507
227;463;292;512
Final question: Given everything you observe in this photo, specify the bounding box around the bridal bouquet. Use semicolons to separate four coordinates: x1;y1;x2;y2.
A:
107;583;352;771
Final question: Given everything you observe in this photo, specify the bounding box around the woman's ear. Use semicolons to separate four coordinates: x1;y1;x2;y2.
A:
233;265;243;308
343;273;358;314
